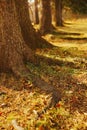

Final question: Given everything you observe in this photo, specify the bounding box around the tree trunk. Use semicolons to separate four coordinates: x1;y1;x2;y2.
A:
0;0;35;77
40;0;52;35
34;0;39;24
15;0;52;49
55;0;63;26
15;0;36;49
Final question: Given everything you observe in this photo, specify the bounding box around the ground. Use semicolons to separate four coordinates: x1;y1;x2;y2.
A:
0;18;87;130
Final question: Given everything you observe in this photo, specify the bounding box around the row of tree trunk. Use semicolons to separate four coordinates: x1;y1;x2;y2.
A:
34;0;63;34
0;0;62;76
0;0;52;76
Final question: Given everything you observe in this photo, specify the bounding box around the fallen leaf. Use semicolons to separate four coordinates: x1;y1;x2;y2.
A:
55;103;61;108
0;112;2;116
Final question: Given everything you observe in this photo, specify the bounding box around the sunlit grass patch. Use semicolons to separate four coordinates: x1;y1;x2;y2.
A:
36;46;87;72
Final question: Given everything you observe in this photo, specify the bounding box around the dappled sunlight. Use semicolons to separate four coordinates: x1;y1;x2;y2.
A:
0;0;87;128
43;18;87;52
33;19;87;129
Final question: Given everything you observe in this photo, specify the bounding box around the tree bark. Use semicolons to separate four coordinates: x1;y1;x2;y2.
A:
15;0;52;49
15;0;36;49
34;0;39;24
0;0;35;76
40;0;52;35
55;0;63;26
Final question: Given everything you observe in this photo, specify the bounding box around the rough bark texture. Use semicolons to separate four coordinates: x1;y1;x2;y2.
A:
40;0;52;35
0;0;35;76
15;0;52;49
34;0;39;24
15;0;36;49
55;0;63;26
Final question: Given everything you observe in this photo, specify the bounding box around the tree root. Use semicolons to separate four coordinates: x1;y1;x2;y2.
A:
33;76;61;107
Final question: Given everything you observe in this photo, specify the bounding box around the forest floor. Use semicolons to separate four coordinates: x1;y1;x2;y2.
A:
0;18;87;130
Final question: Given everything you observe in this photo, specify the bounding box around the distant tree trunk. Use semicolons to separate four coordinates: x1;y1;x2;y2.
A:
55;0;63;26
40;0;52;35
15;0;52;49
0;0;35;76
34;0;39;24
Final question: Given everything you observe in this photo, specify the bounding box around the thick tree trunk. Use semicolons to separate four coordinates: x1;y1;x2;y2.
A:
15;0;52;49
0;0;35;76
40;0;52;35
55;0;63;26
34;0;39;24
15;0;36;49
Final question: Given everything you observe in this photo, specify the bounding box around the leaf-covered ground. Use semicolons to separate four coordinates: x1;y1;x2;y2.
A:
0;19;87;130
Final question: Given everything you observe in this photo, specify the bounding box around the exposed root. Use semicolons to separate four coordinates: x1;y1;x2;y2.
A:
33;76;61;107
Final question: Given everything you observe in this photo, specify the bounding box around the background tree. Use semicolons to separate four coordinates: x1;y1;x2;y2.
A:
40;0;52;35
70;0;87;14
34;0;39;24
55;0;63;26
63;0;87;14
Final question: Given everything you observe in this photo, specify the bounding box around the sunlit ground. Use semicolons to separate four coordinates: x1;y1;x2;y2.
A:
0;18;87;130
44;18;87;51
